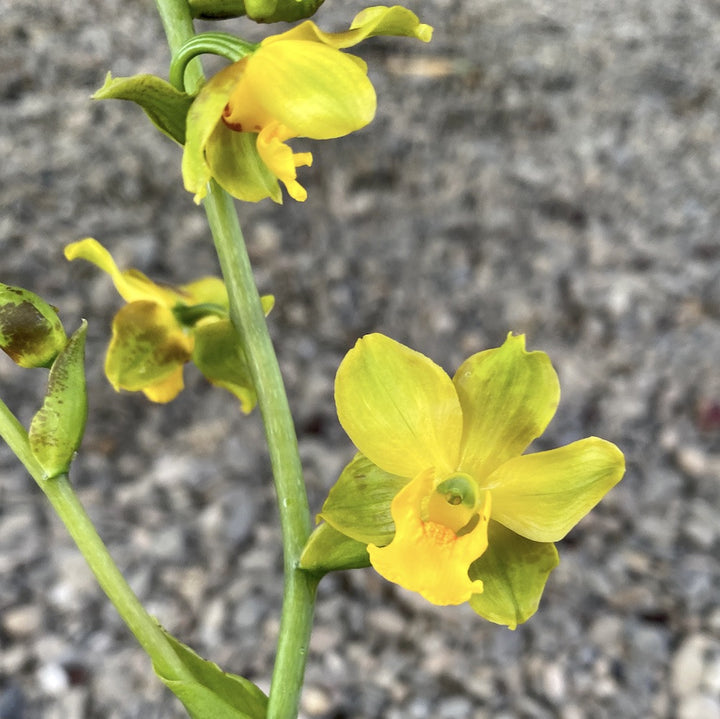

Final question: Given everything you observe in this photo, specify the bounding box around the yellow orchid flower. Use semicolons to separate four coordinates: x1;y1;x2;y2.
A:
323;333;625;627
182;6;432;204
64;238;272;410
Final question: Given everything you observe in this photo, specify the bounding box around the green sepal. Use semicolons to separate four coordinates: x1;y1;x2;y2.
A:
93;73;194;144
188;0;324;23
318;453;408;546
191;296;272;412
468;521;559;630
0;283;67;368
299;522;370;576
192;319;256;412
154;630;267;719
28;322;88;479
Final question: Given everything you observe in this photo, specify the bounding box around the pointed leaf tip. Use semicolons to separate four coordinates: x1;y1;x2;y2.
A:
29;321;88;478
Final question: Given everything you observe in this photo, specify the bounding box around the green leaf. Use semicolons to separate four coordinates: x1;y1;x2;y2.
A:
28;322;87;479
94;73;194;144
299;521;370;575
468;521;559;629
155;631;267;719
0;283;66;368
318;453;408;546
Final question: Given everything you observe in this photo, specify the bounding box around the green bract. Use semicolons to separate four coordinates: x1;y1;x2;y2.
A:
94;73;194;145
29;322;88;479
188;0;325;23
154;631;268;719
0;283;67;369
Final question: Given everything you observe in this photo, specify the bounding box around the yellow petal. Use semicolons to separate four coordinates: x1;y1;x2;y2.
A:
264;6;433;49
182;62;244;203
368;469;490;606
65;238;187;306
142;366;186;404
105;301;192;398
454;333;560;480
240;41;376;140
255;122;312;202
335;334;463;478
181;276;228;307
485;437;625;542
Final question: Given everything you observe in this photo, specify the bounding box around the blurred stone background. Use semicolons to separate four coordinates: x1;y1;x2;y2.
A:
1;0;719;717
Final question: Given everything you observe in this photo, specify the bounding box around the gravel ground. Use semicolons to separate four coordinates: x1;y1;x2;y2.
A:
1;0;720;717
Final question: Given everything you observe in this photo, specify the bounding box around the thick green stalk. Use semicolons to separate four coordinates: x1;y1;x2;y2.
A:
153;1;317;715
0;398;189;681
204;182;317;719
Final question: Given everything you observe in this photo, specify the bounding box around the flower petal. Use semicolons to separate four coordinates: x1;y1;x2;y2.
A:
486;437;625;542
335;334;463;478
368;468;489;606
182;62;244;203
192;319;257;413
318;453;409;546
141;366;186;404
65;238;186;306
454;333;560;480
105;301;192;399
264;6;433;49
205;123;282;203
469;521;559;629
181;276;229;308
255;122;312;202
240;41;376;140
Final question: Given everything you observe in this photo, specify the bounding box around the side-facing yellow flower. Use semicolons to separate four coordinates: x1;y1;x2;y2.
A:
64;238;271;409
183;6;432;204
321;333;625;627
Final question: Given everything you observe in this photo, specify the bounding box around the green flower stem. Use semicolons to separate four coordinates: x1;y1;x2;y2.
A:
204;180;317;719
169;33;258;92
154;1;317;715
154;0;204;95
0;398;190;682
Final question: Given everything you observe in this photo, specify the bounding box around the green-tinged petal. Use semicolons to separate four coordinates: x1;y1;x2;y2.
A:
105;301;192;401
367;468;489;606
241;42;376;140
182;62;244;203
192;319;257;413
318;453;408;546
335;334;463;478
299;522;371;575
182;276;229;307
469;521;559;629
142;366;187;404
454;333;560;480
93;72;193;145
0;283;67;368
486;437;625;542
65;238;189;306
264;6;433;48
206;123;282;203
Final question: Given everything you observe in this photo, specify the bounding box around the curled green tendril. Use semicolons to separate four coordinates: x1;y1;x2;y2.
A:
169;32;259;92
